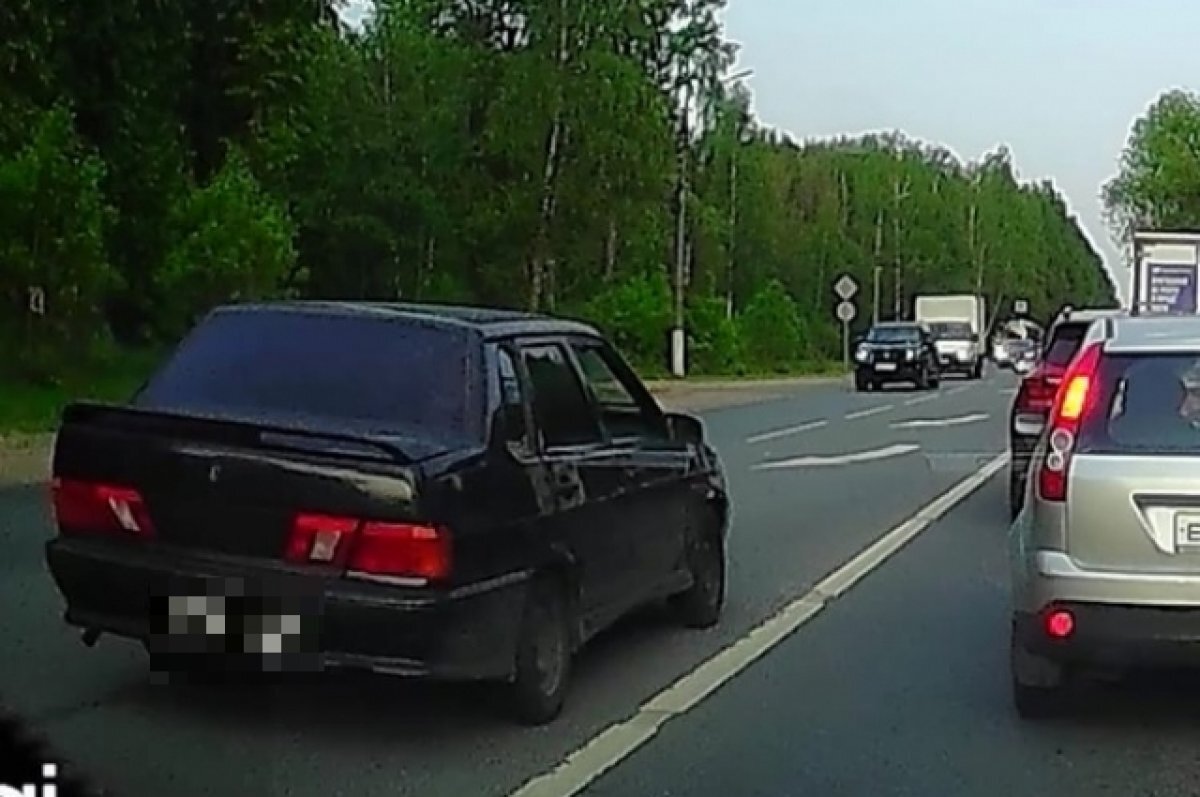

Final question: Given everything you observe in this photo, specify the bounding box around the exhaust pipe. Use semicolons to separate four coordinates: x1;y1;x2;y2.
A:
81;628;101;647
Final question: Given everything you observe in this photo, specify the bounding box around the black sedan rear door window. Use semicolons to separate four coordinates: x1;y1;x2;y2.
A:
521;343;604;449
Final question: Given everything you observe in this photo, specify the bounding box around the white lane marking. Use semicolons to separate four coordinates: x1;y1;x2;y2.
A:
891;412;990;430
753;443;919;471
746;420;828;445
904;394;938;407
505;451;1011;797
946;385;970;396
845;404;893;421
1000;388;1017;397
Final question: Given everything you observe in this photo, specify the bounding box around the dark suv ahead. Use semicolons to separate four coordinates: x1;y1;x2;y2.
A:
853;322;941;391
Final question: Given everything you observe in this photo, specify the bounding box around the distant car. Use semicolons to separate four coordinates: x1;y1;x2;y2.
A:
1010;314;1200;718
992;336;1012;366
928;320;984;379
44;302;730;725
1007;338;1039;375
1007;309;1123;519
852;322;941;391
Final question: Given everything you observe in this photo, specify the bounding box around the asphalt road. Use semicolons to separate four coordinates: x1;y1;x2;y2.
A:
5;366;1161;797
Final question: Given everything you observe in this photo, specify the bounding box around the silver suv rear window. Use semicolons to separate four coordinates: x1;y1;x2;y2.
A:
1081;354;1200;454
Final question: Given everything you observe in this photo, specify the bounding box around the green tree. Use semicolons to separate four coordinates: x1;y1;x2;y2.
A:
158;152;298;334
0;106;115;376
1104;89;1200;243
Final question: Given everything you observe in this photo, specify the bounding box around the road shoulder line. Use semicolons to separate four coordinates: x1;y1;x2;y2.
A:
506;451;1011;797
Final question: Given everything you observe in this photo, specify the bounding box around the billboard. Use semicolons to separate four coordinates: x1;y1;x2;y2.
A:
1133;232;1200;315
1145;261;1198;314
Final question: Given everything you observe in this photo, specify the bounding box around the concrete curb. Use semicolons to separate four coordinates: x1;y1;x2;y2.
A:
0;378;834;487
0;433;54;488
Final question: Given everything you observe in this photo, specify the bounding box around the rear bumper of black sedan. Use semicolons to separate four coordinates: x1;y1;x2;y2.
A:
45;537;528;682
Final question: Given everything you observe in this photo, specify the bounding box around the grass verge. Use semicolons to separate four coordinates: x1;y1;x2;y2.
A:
0;352;842;436
0;349;163;435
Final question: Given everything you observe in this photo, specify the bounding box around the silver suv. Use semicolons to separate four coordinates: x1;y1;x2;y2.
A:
1010;314;1200;717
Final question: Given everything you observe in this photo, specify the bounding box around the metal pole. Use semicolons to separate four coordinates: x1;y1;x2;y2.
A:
842;319;850;374
727;152;737;320
872;266;881;325
671;84;690;378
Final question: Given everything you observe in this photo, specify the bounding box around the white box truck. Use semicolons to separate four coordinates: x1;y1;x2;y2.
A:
1130;230;1200;315
914;294;987;379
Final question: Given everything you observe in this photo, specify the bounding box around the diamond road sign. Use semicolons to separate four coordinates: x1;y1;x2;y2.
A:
833;274;858;301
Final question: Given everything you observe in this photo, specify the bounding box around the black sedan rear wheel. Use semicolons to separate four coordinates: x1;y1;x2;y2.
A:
506;578;571;726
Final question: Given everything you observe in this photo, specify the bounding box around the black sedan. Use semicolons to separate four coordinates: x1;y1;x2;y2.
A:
44;301;731;725
853;322;942;391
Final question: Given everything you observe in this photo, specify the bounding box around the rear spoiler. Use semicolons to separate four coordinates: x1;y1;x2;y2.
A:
59;401;412;464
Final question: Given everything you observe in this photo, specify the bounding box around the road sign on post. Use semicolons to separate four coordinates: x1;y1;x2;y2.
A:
834;274;859;302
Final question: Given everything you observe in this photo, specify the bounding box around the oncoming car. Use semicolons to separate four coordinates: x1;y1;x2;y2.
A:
1010;314;1200;717
44;301;731;725
852;322;941;391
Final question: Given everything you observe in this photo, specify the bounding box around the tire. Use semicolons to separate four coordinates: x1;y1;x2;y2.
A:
1010;620;1069;720
1009;466;1026;521
854;373;867;392
972;360;984;380
505;578;572;726
671;518;726;630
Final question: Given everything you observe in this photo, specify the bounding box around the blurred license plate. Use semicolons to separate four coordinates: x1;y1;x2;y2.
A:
1176;513;1200;548
875;363;896;372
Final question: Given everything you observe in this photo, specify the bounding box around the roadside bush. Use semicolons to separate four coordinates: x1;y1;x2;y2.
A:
576;271;672;371
157;151;299;335
687;296;743;375
0;106;116;381
738;279;804;373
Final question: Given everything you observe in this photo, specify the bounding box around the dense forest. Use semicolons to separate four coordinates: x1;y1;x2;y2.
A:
1;0;1117;387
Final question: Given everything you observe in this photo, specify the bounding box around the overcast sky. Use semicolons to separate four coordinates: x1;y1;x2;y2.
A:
723;0;1200;304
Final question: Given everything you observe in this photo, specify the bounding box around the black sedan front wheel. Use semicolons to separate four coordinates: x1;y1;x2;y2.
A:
671;518;726;630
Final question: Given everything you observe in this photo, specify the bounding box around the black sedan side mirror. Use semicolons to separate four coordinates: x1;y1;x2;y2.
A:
666;412;705;445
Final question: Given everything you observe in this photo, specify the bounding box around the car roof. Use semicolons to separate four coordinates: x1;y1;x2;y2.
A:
874;321;924;329
211;300;602;340
1052;308;1124;328
1105;314;1200;354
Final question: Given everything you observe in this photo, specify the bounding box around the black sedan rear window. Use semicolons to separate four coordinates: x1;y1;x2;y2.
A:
136;309;481;439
